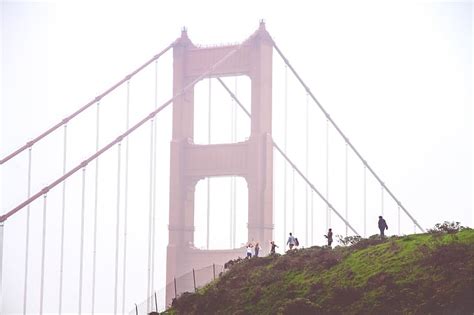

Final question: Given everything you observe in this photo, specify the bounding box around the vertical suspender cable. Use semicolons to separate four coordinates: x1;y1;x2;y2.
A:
146;120;154;312
91;102;100;315
292;168;295;235
283;65;288;245
78;167;87;314
345;143;348;237
206;78;212;249
363;166;367;237
121;81;130;315
381;186;384;217
310;192;314;245
272;147;276;245
232;77;238;248
398;206;401;235
39;194;48;315
229;79;234;248
326;119;330;229
22;147;32;315
59;124;68;314
305;93;309;246
151;61;158;312
113;144;122;315
272;42;424;232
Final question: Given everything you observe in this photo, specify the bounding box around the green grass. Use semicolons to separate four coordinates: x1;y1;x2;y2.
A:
165;229;474;315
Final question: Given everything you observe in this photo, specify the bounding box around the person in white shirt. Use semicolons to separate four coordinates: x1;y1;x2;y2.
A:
246;244;253;258
287;232;296;250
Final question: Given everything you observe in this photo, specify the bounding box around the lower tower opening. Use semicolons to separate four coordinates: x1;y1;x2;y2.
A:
194;176;248;250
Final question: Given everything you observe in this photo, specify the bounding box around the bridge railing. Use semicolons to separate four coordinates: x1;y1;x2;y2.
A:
130;264;225;314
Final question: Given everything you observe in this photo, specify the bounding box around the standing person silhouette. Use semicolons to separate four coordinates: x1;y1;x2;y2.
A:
254;242;260;257
270;241;279;255
324;228;333;247
378;216;388;237
287;232;296;250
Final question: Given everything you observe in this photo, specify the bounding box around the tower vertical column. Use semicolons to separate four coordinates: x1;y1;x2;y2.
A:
167;29;196;289
247;24;273;252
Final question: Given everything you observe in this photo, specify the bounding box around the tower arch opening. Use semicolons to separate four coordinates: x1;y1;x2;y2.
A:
194;176;248;250
193;76;251;145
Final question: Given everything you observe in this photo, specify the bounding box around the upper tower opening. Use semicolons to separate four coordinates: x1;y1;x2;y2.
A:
193;75;251;145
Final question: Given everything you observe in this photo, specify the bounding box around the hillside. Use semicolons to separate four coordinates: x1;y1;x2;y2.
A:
164;227;474;315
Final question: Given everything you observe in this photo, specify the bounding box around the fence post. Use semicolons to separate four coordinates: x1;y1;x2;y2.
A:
135;303;138;315
174;277;177;299
0;222;4;313
154;291;158;312
213;263;216;280
193;268;197;292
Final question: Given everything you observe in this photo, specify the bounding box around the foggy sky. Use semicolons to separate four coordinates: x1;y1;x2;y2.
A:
1;1;472;314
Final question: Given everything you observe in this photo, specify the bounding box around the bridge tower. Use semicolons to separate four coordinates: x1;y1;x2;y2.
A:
166;22;273;299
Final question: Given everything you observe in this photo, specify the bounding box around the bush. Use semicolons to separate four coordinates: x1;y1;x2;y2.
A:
336;235;362;246
427;221;467;234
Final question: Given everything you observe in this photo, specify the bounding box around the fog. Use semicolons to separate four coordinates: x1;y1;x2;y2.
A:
1;1;472;314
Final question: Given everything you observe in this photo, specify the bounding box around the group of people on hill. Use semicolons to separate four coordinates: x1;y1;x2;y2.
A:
245;241;260;258
245;240;279;258
244;216;389;257
324;216;388;246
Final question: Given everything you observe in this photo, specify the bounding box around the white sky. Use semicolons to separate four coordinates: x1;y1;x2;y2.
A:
1;0;472;314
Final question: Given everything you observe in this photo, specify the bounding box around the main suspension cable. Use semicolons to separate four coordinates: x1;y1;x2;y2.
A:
272;40;424;232
273;141;360;236
217;78;360;236
0;44;173;166
1;41;243;223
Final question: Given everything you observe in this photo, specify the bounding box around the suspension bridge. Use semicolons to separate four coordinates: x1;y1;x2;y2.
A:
0;22;424;314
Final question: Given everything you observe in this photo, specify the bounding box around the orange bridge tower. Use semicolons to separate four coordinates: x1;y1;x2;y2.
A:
166;22;273;300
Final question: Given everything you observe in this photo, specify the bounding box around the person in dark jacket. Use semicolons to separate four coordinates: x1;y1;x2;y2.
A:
270;241;278;255
254;242;260;257
378;216;388;237
324;228;333;247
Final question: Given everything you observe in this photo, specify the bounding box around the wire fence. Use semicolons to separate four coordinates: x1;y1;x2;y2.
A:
129;264;225;314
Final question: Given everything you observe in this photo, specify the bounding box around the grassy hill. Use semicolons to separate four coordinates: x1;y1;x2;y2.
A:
164;227;474;314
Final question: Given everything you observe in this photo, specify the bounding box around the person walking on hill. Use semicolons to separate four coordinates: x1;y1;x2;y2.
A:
270;241;279;255
324;228;333;247
287;232;296;250
254;242;260;257
246;244;253;258
378;216;388;237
